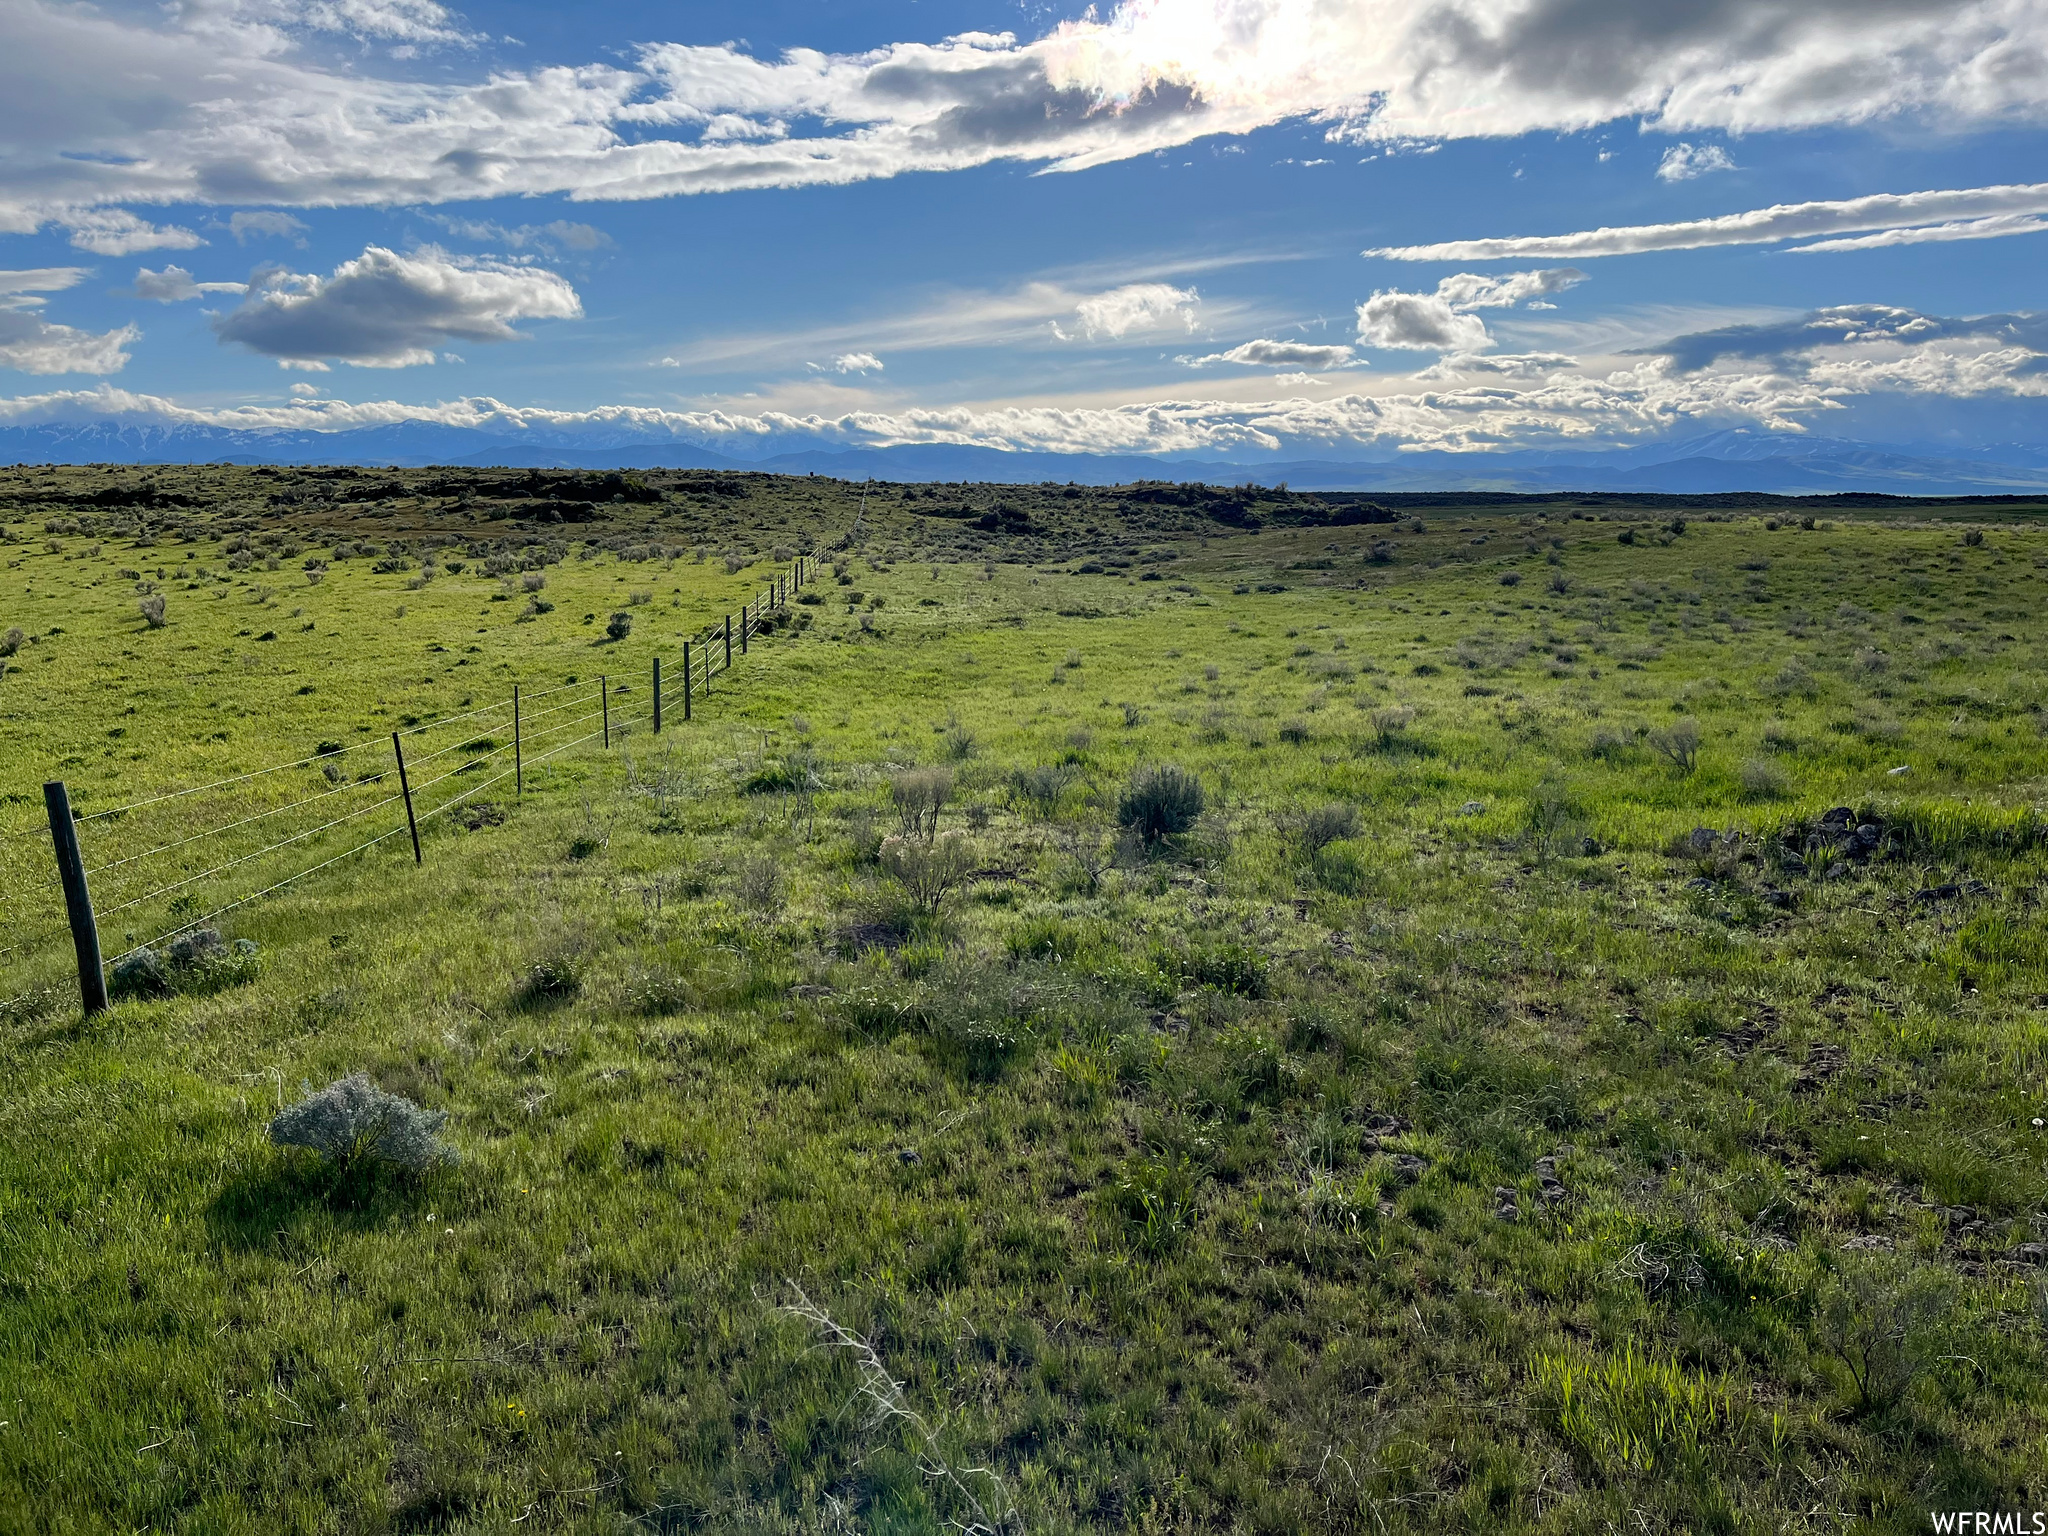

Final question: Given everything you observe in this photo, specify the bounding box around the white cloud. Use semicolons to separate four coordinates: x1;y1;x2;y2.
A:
60;211;205;257
2;303;2044;453
1357;268;1583;353
1356;292;1493;352
814;351;884;373
228;211;310;245
0;268;91;306
1656;143;1737;181
1186;339;1357;369
1413;352;1578;380
5;0;2035;231
135;266;249;302
0;315;138;375
1790;212;2048;252
1369;180;2048;261
173;0;479;48
1065;283;1200;341
1432;268;1586;309
210;246;582;367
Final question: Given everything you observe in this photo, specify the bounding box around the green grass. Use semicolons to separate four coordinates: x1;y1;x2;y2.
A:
2;471;2048;1532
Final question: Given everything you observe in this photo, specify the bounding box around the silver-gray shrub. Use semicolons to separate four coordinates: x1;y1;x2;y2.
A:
269;1073;455;1174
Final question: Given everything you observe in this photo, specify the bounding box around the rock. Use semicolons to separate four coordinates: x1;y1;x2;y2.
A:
109;947;169;999
1492;1188;1520;1222
1761;888;1794;908
168;927;225;965
1386;1152;1431;1185
1819;806;1856;829
1779;853;1807;876
1685;876;1716;892
1687;827;1719;853
2014;1242;2048;1264
1914;883;1963;903
1825;860;1855;880
1361;1110;1412;1136
1842;1233;1893;1251
1962;879;1994;898
1460;801;1485;815
896;1148;922;1164
1886;764;1910;776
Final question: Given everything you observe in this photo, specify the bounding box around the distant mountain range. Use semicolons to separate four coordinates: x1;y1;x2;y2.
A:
3;420;2047;497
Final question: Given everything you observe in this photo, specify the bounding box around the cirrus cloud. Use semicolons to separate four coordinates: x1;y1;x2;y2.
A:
1368;181;2048;261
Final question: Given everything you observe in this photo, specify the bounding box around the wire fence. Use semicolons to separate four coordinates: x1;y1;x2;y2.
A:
1;558;810;1016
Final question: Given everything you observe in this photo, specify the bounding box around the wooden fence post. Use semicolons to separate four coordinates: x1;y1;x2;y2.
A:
43;781;107;1017
741;603;749;655
653;656;662;735
392;733;422;864
513;684;522;796
683;642;693;718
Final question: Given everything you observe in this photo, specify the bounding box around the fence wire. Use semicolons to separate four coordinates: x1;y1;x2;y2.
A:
8;555;809;1001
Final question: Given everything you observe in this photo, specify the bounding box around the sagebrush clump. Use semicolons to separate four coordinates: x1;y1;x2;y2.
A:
268;1074;454;1175
1118;763;1204;847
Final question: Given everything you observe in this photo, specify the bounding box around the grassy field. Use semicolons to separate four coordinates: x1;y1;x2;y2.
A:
2;467;2047;1533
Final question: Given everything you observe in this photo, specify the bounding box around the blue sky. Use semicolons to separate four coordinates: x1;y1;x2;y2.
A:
1;0;2046;460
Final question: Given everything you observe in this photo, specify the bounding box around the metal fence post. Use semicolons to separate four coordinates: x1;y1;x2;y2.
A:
653;656;662;735
43;781;107;1016
683;642;693;718
392;734;422;864
513;684;522;796
602;675;610;748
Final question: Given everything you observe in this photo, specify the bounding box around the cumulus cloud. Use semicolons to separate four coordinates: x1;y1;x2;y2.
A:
6;0;2040;232
811;351;884;373
1186;339;1357;369
1656;143;1737;181
1357;267;1583;352
135;266;249;302
3;302;2045;453
1369;181;2048;261
210;246;582;367
1062;284;1200;341
0;314;138;374
1357;293;1493;352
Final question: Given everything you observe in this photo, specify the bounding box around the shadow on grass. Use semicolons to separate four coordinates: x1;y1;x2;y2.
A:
204;1156;436;1251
